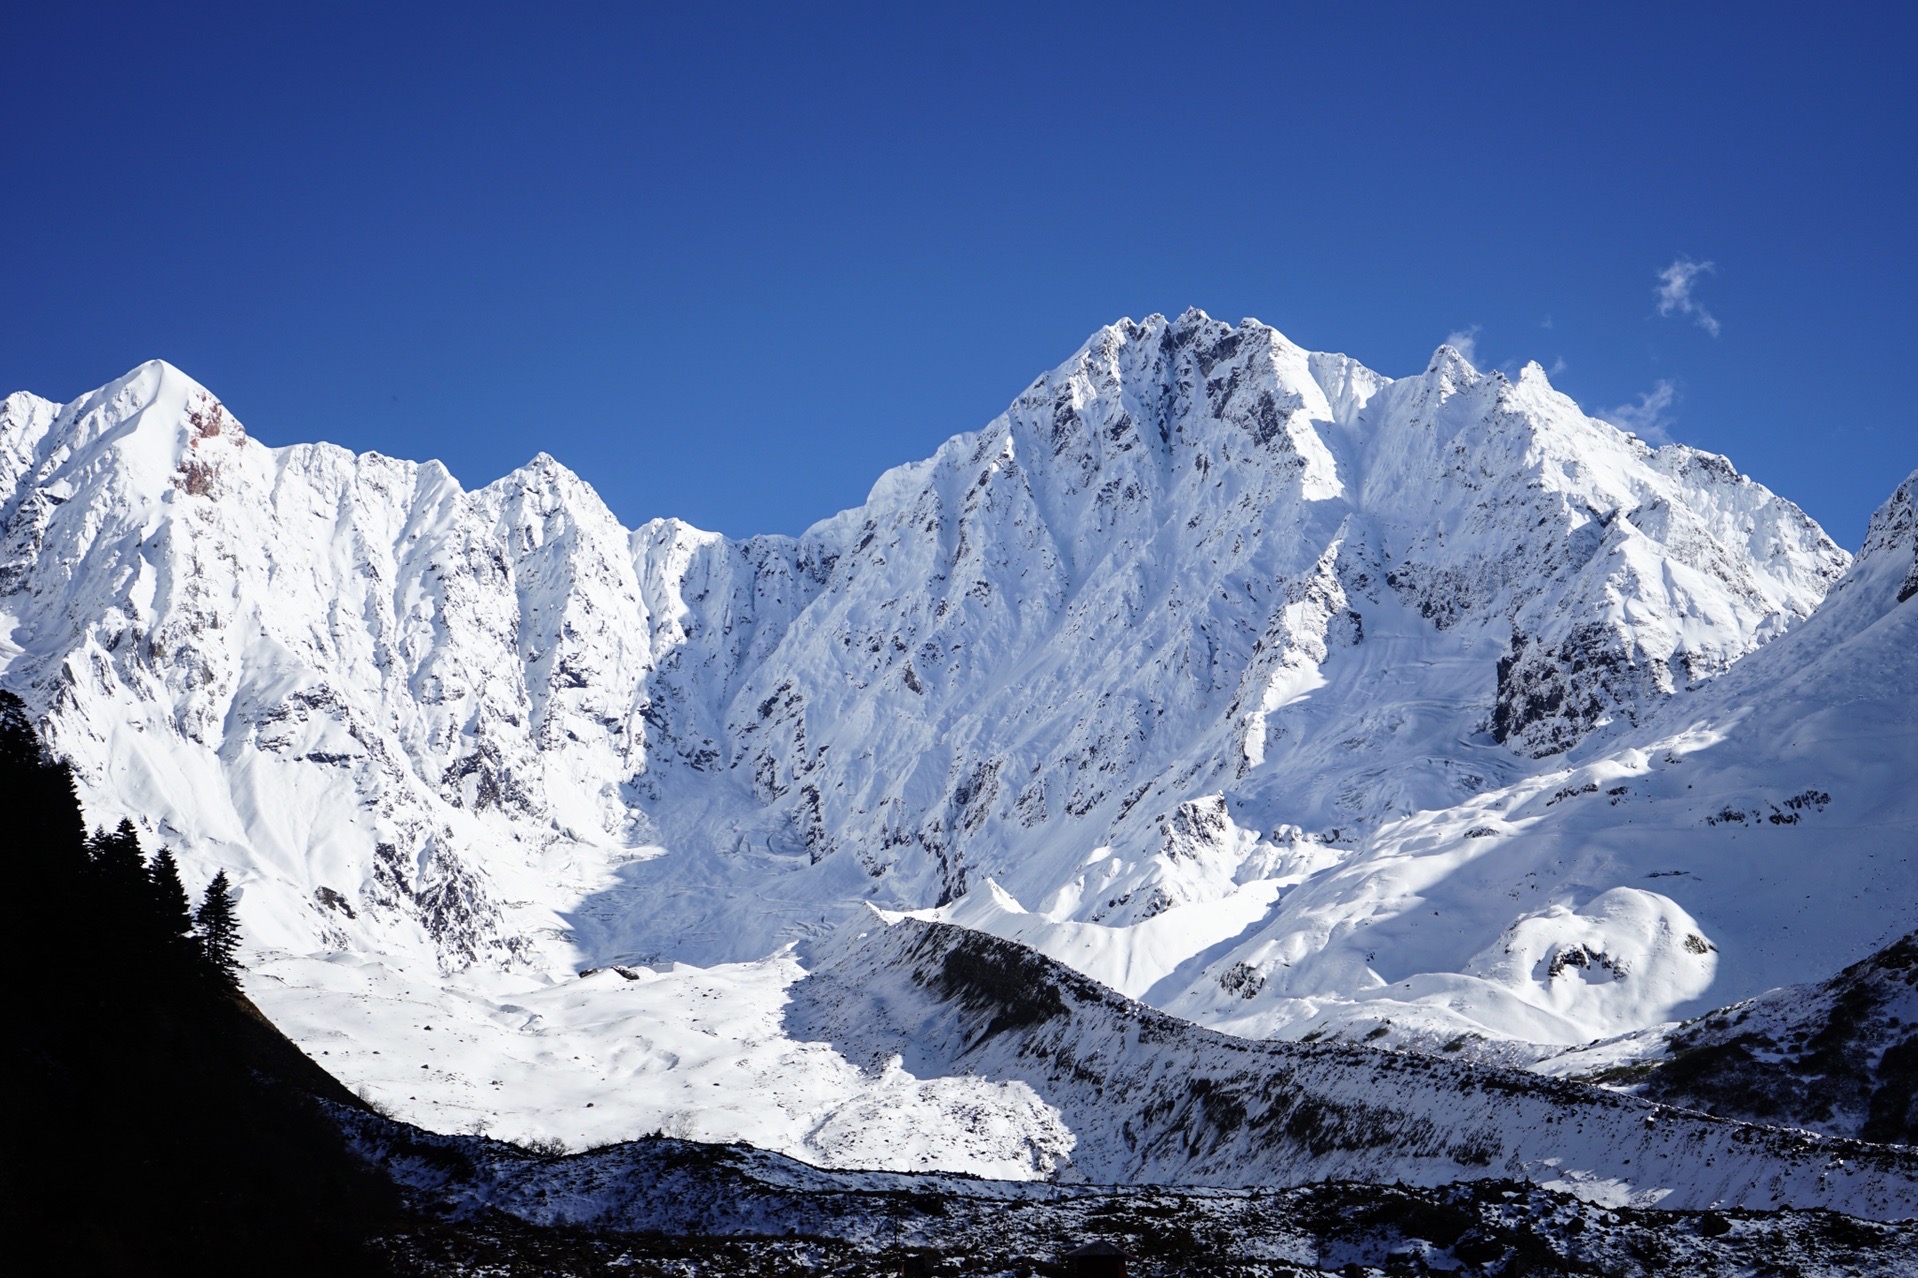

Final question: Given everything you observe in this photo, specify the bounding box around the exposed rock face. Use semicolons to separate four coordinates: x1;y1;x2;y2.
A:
1859;471;1918;603
0;318;1847;998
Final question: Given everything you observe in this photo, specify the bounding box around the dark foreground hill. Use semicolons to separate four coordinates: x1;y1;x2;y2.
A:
0;691;401;1276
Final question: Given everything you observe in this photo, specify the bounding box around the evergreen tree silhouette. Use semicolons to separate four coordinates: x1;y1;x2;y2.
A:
196;869;243;981
0;694;85;951
90;816;143;871
88;815;145;903
148;847;196;956
0;690;37;771
36;759;88;870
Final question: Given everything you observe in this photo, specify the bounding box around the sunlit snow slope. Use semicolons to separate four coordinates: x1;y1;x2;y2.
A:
1130;465;1918;1052
2;311;1904;1166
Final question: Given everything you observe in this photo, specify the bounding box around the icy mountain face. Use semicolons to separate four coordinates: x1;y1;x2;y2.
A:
1858;469;1918;603
0;316;1857;1082
619;313;1843;963
0;363;692;972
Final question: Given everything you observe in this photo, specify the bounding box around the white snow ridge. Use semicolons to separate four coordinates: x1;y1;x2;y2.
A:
4;313;1914;1212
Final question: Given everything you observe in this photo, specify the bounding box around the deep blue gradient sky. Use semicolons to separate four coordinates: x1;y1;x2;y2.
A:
4;3;1913;546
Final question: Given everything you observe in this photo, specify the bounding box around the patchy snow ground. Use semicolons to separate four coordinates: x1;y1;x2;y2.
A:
251;946;1070;1177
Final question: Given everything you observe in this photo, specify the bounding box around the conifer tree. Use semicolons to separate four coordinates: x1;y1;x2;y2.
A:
0;691;396;1269
88;818;149;940
88;817;145;884
37;760;89;868
195;870;243;981
0;690;37;771
147;848;196;953
0;694;85;945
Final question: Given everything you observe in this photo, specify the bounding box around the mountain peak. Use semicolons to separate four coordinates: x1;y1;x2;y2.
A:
1424;342;1482;380
21;359;249;503
514;450;570;479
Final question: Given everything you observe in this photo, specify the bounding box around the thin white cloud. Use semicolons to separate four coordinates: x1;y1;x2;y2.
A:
1655;257;1721;336
1540;313;1554;330
1442;325;1482;365
1601;379;1678;444
1546;356;1568;379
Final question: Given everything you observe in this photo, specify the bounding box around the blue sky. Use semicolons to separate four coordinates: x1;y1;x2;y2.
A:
4;2;1913;546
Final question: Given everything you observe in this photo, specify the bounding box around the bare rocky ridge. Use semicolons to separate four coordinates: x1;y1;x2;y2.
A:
359;1121;1918;1277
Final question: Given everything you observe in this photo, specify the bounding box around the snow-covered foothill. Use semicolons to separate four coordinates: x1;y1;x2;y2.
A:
1537;929;1918;1145
783;914;1918;1216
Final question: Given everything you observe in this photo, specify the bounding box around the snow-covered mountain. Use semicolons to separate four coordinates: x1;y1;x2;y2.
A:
3;311;1905;1170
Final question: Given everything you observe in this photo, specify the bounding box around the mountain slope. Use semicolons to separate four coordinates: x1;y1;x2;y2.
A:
1540;928;1918;1144
1111;466;1918;1051
783;914;1918;1214
361;1119;1918;1278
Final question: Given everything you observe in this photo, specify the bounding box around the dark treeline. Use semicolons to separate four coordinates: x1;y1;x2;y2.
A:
0;691;402;1275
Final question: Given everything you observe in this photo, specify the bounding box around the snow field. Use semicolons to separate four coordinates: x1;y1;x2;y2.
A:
250;946;1070;1177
